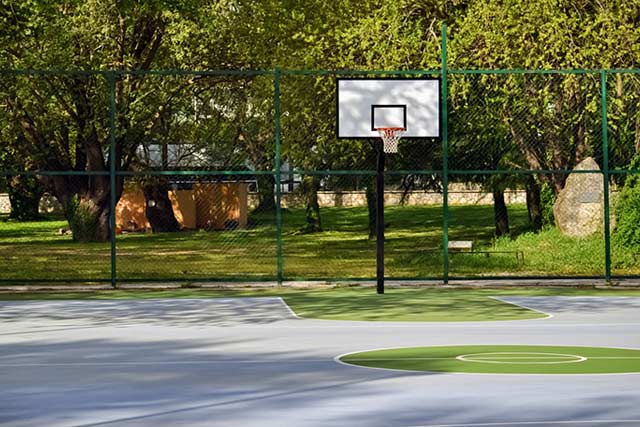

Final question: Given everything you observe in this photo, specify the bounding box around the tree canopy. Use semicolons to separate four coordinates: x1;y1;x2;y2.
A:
1;0;639;241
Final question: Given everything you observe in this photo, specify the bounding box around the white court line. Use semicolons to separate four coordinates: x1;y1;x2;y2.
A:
0;359;334;367
344;356;640;361
405;419;640;427
456;352;586;364
4;323;640;334
3;297;640;328
277;297;302;319
7;355;637;368
579;357;640;359
346;357;455;361
201;322;640;328
489;296;554;320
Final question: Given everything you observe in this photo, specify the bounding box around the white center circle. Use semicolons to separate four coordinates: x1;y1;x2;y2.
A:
456;352;587;365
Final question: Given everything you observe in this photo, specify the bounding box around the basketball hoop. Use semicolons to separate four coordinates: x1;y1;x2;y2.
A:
376;127;405;153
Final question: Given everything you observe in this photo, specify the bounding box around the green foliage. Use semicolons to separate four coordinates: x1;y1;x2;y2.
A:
451;0;640;70
65;195;100;243
450;0;627;195
7;175;43;221
492;226;605;275
540;182;556;227
607;74;640;180
613;156;640;251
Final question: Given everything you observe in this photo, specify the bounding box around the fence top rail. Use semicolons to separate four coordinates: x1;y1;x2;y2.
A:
448;68;602;75
4;169;640;177
0;69;273;77
1;68;640;77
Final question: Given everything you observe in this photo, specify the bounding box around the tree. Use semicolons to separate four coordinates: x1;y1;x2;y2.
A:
449;80;516;235
452;0;640;176
613;155;640;251
450;0;640;230
0;0;234;241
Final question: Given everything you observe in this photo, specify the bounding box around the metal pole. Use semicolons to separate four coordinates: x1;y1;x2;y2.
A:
601;70;612;283
376;142;385;294
108;71;118;289
441;24;450;285
274;68;284;285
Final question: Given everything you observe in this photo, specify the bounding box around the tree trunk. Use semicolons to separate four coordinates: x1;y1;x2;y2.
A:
493;188;510;237
256;174;276;212
366;175;376;238
525;175;542;232
143;180;180;233
7;175;43;221
43;174;114;242
63;193;112;243
301;175;322;233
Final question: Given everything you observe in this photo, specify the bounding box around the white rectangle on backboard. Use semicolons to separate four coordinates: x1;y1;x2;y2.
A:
337;78;440;139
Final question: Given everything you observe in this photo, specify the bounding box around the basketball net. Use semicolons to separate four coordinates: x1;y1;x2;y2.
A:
376;127;405;154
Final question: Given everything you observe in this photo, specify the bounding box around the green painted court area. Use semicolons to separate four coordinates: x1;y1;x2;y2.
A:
339;345;640;374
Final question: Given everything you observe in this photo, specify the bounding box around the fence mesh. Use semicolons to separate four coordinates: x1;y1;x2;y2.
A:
607;72;640;277
0;69;638;284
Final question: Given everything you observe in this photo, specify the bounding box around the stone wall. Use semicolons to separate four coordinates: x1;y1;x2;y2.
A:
0;193;63;215
249;184;527;209
0;186;527;215
0;193;9;214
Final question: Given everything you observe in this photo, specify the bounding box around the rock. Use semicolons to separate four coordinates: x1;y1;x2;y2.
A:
553;157;604;237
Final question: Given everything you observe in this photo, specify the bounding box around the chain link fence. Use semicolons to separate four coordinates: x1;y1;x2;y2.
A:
0;68;638;285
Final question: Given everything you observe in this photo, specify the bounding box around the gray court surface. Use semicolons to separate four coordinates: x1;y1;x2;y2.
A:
1;296;640;427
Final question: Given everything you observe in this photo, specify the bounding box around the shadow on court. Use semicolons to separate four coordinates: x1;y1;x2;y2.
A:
0;298;296;327
0;336;424;427
1;335;635;427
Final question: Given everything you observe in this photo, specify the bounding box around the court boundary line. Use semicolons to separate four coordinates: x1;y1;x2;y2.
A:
489;296;553;320
404;419;640;427
4;354;640;369
455;352;587;364
277;297;302;319
6;296;640;326
0;359;335;367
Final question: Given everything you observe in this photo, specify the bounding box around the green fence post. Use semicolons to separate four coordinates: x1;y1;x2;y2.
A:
601;70;612;283
108;71;118;288
441;24;450;285
274;68;284;285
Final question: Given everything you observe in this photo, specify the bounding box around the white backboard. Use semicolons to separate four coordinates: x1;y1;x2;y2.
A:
336;78;440;139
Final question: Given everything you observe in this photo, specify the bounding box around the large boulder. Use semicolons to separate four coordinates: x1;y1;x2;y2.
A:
554;157;604;237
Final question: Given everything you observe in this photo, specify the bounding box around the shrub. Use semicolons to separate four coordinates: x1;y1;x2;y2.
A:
540;182;556;227
613;156;640;251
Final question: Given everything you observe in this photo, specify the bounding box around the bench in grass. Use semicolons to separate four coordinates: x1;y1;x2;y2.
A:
447;240;524;267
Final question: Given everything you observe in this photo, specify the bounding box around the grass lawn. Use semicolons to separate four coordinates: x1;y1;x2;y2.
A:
0;204;638;281
1;286;640;322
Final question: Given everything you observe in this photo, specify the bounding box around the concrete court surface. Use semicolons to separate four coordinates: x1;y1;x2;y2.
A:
1;296;640;427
